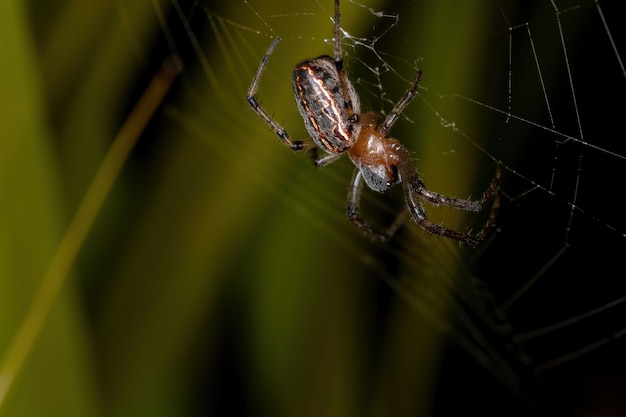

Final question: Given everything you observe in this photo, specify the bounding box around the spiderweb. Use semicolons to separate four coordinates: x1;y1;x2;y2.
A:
151;0;626;415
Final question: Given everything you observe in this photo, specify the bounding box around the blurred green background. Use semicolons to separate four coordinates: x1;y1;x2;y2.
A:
2;0;624;416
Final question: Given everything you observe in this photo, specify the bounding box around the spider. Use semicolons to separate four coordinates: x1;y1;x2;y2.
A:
246;0;501;245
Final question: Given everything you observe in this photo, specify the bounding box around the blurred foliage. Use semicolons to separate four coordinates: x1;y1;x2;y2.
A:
2;0;592;416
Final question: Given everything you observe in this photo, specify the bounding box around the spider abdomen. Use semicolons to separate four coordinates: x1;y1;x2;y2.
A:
293;56;361;154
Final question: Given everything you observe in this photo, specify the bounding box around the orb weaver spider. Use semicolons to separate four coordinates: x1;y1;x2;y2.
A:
246;0;501;245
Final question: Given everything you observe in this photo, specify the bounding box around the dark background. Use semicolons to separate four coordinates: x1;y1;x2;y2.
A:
1;0;624;416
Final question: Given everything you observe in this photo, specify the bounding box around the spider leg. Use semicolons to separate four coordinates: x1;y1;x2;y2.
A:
246;37;314;152
331;0;358;123
476;186;501;240
333;0;342;62
413;164;502;212
378;70;422;136
404;196;481;245
395;145;501;245
346;169;410;241
311;150;343;167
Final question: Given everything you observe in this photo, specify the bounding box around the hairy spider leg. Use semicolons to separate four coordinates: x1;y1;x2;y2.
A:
395;145;502;245
332;0;358;124
378;70;423;136
347;169;411;241
246;38;315;152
